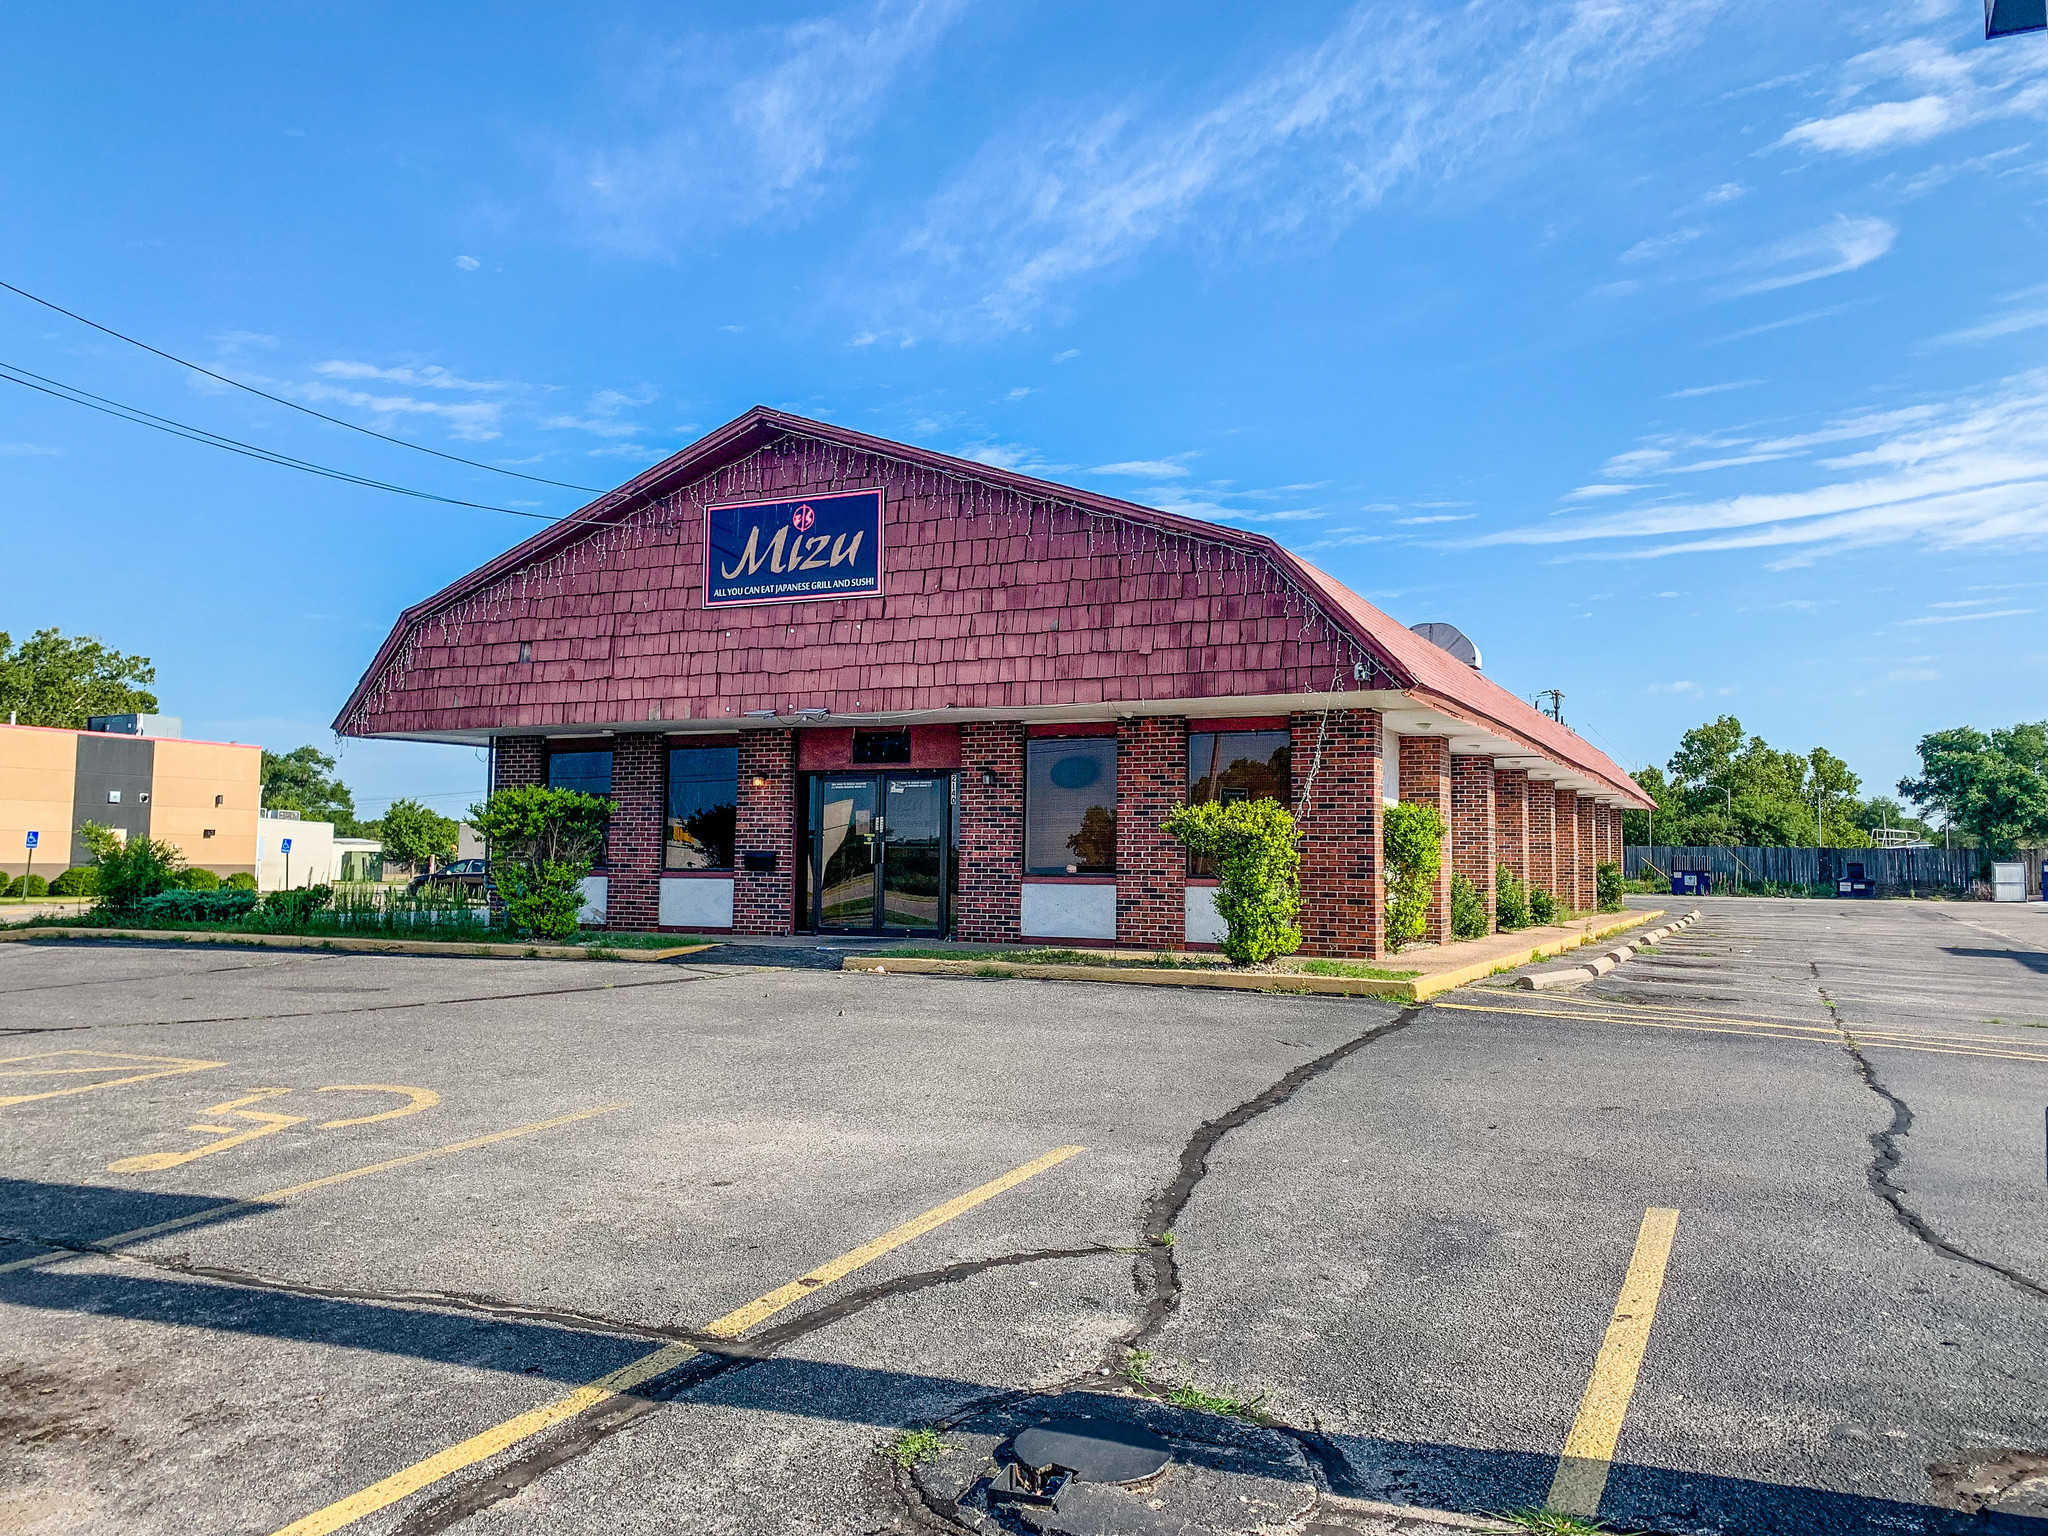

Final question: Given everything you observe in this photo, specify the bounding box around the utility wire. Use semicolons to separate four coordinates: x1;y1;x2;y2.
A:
0;276;602;493
0;360;569;522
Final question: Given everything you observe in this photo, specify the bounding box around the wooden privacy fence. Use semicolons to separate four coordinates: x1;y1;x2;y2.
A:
1623;845;1986;893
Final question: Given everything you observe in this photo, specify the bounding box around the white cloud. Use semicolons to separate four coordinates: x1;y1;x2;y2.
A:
1476;368;2048;566
1778;95;1953;154
1564;483;1640;499
1602;447;1673;476
1620;227;1704;264
1727;215;1895;297
558;0;967;252
895;0;1720;329
1702;181;1748;204
1004;387;1033;401
453;254;481;271
1887;667;1941;681
1090;459;1191;478
543;387;655;439
1899;608;2035;625
1647;680;1703;694
287;366;511;439
1051;348;1081;363
1666;380;1763;399
313;361;511;392
959;441;1068;475
1395;513;1474;525
0;442;62;456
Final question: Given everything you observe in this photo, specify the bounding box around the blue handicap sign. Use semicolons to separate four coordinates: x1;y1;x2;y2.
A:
24;830;37;849
280;838;292;854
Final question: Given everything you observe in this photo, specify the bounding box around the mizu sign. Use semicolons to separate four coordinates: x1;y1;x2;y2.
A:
704;489;883;608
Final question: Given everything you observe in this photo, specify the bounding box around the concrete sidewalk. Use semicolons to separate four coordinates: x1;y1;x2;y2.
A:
844;908;1664;1000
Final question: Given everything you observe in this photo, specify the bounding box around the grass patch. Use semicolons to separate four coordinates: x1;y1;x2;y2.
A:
1294;959;1420;980
973;965;1015;979
1989;1018;2048;1029
562;930;702;949
880;1427;948;1469
1121;1347;1268;1423
1498;1511;1611;1535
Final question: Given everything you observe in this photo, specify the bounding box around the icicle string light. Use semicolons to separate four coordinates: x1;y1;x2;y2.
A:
340;431;1392;734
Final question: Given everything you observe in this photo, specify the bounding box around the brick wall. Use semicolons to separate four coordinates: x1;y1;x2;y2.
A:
1552;788;1579;908
605;732;665;930
493;736;543;791
1493;768;1529;883
1398;735;1451;946
1291;708;1383;960
734;729;795;935
1450;755;1496;931
1579;797;1597;901
1528;778;1555;899
1116;715;1186;949
957;720;1024;943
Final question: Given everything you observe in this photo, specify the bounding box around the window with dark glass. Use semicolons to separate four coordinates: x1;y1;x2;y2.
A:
546;748;613;796
1186;730;1291;876
851;728;911;764
667;746;738;870
1025;737;1117;875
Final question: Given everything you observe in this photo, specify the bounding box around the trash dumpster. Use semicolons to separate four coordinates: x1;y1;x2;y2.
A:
1671;871;1712;896
1836;861;1874;898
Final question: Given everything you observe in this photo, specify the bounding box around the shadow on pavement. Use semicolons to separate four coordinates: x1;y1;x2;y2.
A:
1943;948;2048;976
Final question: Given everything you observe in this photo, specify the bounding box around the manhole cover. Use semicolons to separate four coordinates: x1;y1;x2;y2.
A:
910;1389;1314;1536
1012;1418;1171;1486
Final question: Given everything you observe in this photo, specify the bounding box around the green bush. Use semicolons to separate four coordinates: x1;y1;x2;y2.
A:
48;866;97;897
130;888;259;925
173;867;222;891
1494;866;1530;930
1383;802;1446;945
1528;883;1561;926
223;871;258;891
1595;861;1624;913
469;785;613;942
80;822;185;911
1450;872;1489;940
1161;798;1302;965
5;873;50;897
255;885;333;929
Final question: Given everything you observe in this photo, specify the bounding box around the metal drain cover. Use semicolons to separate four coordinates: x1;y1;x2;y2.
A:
1011;1417;1171;1486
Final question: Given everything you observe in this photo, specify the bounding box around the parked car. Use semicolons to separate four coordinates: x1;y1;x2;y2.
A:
407;858;491;897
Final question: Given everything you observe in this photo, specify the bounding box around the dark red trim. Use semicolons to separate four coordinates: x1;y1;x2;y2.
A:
1186;717;1288;733
1026;722;1117;738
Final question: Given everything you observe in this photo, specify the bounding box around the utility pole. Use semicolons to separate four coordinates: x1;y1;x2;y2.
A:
1535;690;1565;723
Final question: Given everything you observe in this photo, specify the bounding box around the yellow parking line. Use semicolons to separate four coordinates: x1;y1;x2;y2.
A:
0;1104;626;1275
0;1049;225;1108
267;1143;1088;1536
1547;1207;1680;1518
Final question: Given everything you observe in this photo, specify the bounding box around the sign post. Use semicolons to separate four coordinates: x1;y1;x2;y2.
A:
281;837;293;891
23;830;36;897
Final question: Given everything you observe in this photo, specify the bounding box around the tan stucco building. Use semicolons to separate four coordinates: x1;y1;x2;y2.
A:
0;722;261;880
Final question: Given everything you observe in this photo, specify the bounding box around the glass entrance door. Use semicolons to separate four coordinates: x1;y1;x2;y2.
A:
806;773;951;934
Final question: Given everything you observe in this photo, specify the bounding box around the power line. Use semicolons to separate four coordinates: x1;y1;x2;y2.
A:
0;360;570;522
0;276;602;493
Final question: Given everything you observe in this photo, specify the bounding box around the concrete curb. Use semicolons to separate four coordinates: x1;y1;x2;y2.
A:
0;926;719;963
843;910;1663;1002
1516;909;1701;989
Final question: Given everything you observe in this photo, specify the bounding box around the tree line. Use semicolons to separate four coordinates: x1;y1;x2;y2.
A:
1621;714;2048;854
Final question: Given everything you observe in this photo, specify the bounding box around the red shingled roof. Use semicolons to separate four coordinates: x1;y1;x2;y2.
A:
338;406;1650;807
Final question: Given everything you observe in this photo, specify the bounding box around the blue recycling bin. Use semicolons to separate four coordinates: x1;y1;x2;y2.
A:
1671;871;1711;896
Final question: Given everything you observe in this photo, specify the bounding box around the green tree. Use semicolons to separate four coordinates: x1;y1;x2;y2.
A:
1902;722;2048;854
468;785;613;941
1626;716;1871;848
78;821;184;910
0;628;157;728
262;745;363;833
377;798;459;870
1161;798;1301;965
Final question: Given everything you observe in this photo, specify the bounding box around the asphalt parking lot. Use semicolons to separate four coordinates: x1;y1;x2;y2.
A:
2;896;2045;1536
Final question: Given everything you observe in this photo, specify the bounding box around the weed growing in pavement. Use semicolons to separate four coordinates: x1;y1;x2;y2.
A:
1635;945;1659;955
973;965;1015;979
1164;1381;1270;1420
1498;1511;1610;1535
1122;1348;1155;1387
881;1427;948;1468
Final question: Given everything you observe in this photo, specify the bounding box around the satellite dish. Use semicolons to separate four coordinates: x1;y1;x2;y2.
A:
1410;622;1482;670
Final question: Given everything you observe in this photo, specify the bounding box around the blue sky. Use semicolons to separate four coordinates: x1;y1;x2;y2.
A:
3;1;2044;820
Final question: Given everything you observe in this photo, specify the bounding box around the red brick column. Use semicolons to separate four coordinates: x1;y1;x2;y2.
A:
958;720;1024;943
1291;708;1383;960
1116;715;1186;949
734;729;795;936
1611;805;1626;872
1595;802;1613;870
1579;795;1597;908
1553;788;1580;909
1528;777;1555;900
601;732;664;931
1399;736;1452;945
492;736;543;792
1450;755;1496;931
1493;768;1529;883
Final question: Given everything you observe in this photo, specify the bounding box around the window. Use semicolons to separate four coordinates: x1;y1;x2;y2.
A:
547;748;613;796
1025;737;1117;875
667;746;739;870
1186;730;1291;877
519;641;532;663
852;728;911;764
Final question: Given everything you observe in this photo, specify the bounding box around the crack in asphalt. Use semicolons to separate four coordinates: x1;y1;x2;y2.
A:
391;1001;1422;1534
0;952;343;999
1813;962;2048;1303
